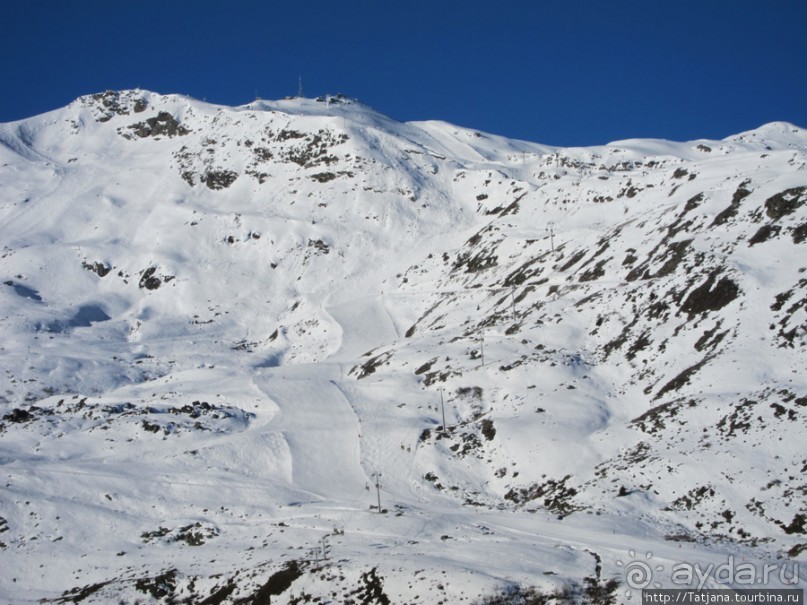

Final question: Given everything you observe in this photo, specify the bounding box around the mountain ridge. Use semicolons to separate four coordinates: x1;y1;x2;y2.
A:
0;89;805;603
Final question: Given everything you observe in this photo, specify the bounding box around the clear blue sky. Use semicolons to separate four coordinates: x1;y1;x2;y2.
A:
2;0;805;146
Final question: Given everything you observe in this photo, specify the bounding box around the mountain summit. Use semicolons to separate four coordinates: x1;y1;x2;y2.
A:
0;90;805;603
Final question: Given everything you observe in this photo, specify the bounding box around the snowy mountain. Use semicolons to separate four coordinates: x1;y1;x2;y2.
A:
0;90;805;603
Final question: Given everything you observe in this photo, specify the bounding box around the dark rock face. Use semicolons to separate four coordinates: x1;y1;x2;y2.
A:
765;187;806;220
680;272;740;318
138;267;174;290
128;111;190;138
87;90;149;122
3;408;33;423
202;169;238;190
139;267;162;290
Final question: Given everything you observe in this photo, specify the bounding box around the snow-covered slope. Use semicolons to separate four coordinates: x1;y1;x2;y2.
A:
0;90;805;603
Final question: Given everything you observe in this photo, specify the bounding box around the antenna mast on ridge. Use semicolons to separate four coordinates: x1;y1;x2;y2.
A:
298;76;304;98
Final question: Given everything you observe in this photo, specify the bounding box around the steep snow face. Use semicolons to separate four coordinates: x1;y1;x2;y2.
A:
0;90;805;603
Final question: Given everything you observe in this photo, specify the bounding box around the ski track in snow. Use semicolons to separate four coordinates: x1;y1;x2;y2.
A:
254;367;367;502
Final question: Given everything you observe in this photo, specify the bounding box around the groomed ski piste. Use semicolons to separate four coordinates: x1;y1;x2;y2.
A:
0;90;805;603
